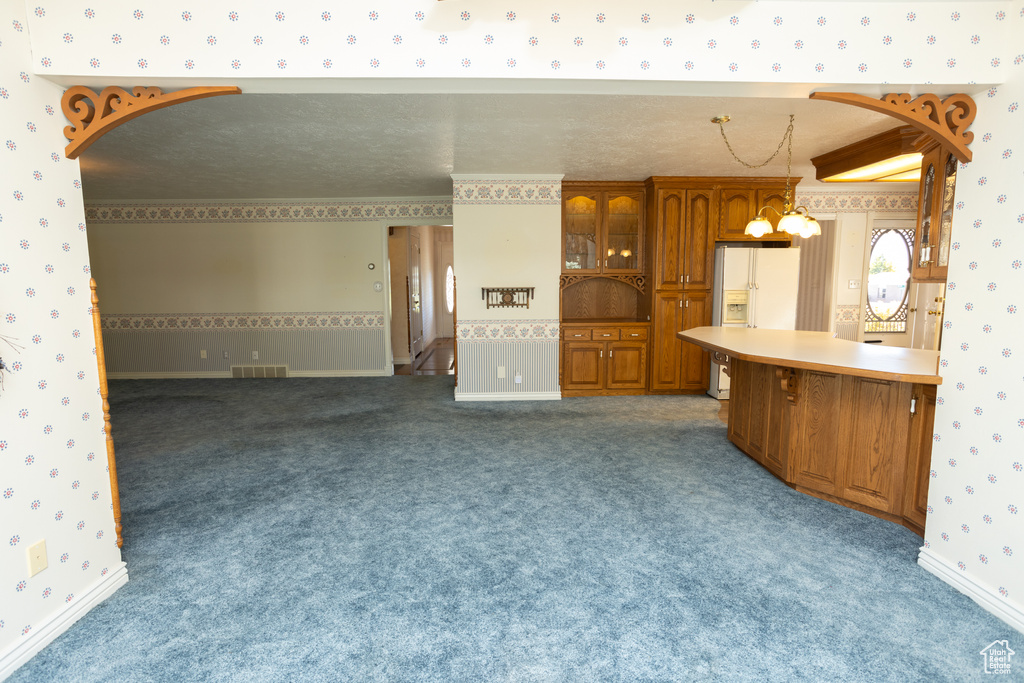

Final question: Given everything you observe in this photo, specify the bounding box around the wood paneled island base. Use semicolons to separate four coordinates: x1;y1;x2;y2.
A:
679;327;940;536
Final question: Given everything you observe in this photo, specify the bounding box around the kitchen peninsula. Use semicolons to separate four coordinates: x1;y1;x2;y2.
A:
679;327;940;535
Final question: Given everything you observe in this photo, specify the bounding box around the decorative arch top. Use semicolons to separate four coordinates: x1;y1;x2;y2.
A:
61;85;242;159
808;92;976;163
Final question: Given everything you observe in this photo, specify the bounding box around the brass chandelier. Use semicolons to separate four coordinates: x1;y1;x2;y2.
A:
712;114;821;238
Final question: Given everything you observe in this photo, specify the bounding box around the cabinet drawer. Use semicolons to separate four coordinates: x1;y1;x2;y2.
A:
620;328;648;341
563;329;592;340
591;328;621;340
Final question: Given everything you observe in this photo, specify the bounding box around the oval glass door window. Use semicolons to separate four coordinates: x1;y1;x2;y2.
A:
445;265;455;314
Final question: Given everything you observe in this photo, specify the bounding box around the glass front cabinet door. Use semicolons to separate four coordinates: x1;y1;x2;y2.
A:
913;145;958;282
562;184;644;275
563;191;599;273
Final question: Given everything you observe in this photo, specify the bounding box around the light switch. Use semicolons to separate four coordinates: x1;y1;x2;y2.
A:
849;279;861;289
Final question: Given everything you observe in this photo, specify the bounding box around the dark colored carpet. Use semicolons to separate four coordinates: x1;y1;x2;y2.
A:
11;377;1013;681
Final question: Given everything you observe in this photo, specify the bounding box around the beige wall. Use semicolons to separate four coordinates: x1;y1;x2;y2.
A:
453;203;561;321
89;220;385;314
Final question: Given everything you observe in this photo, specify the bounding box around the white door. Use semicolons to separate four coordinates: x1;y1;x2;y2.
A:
751;248;801;329
409;233;423;360
911;282;945;350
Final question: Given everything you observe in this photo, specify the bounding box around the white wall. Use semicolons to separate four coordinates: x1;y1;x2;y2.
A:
452;175;562;399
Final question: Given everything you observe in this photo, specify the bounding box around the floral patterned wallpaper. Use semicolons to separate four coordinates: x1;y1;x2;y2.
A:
0;3;125;666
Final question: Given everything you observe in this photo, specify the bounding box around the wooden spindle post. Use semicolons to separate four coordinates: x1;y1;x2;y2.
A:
90;279;123;548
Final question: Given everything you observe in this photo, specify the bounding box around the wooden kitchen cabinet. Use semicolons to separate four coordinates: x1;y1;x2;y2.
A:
721;356;936;535
717;183;794;243
648;291;711;393
902;384;937;535
912;145;958;283
563;182;644;275
561;324;649;396
648;187;717;291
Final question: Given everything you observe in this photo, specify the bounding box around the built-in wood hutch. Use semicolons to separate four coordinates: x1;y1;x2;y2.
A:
560;177;794;397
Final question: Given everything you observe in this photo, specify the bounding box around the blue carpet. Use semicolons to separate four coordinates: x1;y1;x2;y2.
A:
10;377;1014;681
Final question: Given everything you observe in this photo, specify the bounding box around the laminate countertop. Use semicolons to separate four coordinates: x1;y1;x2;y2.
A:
678;327;942;385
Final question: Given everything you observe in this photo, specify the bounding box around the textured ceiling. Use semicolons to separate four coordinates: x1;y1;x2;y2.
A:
78;93;902;201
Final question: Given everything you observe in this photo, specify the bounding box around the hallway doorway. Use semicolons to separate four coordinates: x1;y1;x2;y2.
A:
388;225;454;375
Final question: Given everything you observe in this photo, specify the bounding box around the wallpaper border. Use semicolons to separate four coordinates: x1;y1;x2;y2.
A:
451;178;562;206
85;198;453;224
795;190;918;213
457;319;561;341
101;312;386;330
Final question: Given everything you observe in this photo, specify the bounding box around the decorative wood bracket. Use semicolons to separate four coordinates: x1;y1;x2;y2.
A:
559;274;646;293
808;92;976;163
710;351;732;377
61;85;242;159
775;367;799;404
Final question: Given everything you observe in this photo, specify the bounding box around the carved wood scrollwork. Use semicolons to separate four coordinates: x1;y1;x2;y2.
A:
61;85;242;159
775;366;799;404
710;351;731;377
808;92;976;163
559;274;646;293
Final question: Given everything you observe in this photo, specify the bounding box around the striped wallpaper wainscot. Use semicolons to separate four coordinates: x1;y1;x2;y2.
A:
454;319;560;400
101;312;388;378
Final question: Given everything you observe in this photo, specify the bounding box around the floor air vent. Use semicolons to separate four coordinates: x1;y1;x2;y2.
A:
231;365;288;378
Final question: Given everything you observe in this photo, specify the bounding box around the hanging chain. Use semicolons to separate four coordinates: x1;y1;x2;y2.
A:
716;114;794;169
716;114;795;207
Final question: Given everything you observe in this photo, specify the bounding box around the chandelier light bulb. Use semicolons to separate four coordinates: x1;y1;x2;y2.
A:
744;216;772;238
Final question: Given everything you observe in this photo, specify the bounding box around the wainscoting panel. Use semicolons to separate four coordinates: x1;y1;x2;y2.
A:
455;340;560;399
101;313;388;377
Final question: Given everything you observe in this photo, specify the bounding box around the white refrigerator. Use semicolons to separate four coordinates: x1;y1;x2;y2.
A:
708;246;802;399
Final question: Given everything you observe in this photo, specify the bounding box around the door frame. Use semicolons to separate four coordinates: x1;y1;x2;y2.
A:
380;221;454;375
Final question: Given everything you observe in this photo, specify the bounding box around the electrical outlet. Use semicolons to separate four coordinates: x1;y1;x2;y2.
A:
223;351;229;360
27;539;47;577
514;372;522;385
497;366;505;379
251;350;259;361
200;349;207;359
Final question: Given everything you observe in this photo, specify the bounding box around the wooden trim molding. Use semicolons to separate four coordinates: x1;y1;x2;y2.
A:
90;279;123;548
62;85;241;159
559;274;646;293
808;92;976;163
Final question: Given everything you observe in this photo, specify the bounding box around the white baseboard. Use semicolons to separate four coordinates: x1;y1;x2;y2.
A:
454;391;562;402
918;547;1024;635
393;355;412;365
107;371;229;379
0;563;129;681
108;370;391;379
288;370;390;377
